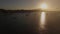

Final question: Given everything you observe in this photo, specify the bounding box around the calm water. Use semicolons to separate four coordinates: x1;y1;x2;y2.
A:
0;11;60;34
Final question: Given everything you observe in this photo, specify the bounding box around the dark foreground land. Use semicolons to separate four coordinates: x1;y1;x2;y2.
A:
0;9;60;34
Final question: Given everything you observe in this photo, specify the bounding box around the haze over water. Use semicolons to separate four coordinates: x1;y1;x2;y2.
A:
0;0;60;34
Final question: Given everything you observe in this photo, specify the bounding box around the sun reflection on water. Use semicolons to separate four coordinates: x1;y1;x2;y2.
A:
40;12;46;29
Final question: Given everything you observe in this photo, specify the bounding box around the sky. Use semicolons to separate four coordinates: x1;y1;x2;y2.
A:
0;0;60;11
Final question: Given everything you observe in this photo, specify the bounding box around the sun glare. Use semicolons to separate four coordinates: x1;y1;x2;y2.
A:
40;3;48;10
40;12;46;29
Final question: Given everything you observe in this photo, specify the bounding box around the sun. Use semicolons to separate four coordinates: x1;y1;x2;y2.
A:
40;3;48;10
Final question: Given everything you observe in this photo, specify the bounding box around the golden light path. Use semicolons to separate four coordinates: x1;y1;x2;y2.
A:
39;3;47;34
39;3;47;30
40;12;46;29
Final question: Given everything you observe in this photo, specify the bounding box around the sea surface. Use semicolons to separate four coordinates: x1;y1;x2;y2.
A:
0;11;60;34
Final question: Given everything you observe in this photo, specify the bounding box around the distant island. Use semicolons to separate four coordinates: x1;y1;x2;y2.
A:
0;9;42;13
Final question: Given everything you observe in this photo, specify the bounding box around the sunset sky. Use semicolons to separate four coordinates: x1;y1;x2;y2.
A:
0;0;60;11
